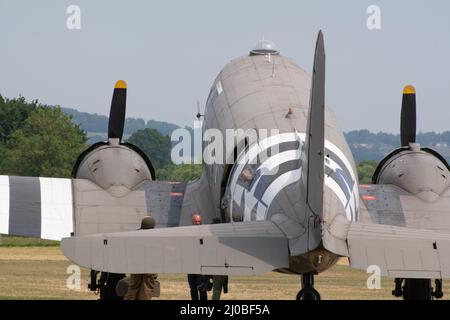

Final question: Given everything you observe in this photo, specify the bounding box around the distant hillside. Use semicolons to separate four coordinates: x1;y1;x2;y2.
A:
61;108;450;164
61;107;184;144
345;130;450;164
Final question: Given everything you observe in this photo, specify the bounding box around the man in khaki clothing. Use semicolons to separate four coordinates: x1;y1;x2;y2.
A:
124;215;158;300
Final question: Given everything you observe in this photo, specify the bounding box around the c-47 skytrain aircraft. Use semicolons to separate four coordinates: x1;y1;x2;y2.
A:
1;31;450;300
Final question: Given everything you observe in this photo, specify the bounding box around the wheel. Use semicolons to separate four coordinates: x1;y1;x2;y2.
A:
296;288;321;300
403;279;432;300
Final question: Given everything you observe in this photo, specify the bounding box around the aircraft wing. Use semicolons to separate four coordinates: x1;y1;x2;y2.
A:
344;184;450;279
61;220;290;276
358;183;450;229
0;175;211;241
73;178;190;236
0;175;73;240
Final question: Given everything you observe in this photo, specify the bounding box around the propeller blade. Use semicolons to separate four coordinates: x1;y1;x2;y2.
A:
108;80;127;140
400;85;416;146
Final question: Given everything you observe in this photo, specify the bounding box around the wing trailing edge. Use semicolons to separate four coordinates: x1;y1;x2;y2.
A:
348;222;450;279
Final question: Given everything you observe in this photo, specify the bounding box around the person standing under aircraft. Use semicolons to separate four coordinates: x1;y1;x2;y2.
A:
187;213;207;300
124;215;158;300
211;274;228;300
209;218;229;300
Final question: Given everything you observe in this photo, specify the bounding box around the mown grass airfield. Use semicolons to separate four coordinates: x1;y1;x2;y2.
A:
1;245;449;300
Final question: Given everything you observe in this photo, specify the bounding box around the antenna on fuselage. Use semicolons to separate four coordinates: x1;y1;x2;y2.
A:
271;57;276;78
196;100;204;119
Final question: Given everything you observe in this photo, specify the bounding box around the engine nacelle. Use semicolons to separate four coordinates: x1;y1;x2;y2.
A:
72;138;155;197
373;143;450;202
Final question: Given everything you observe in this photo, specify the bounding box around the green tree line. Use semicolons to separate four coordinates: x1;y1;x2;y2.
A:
0;96;87;177
0;95;201;181
0;94;380;183
1;94;382;247
62;107;185;136
61;107;450;165
0;95;199;246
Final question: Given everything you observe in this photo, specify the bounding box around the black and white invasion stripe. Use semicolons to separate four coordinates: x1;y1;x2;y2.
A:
0;176;73;240
226;132;359;222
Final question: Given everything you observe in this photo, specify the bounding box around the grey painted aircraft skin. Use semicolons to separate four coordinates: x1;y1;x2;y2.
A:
184;37;359;274
2;32;450;300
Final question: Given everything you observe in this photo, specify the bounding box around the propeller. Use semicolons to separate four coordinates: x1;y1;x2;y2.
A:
108;80;127;141
400;85;416;147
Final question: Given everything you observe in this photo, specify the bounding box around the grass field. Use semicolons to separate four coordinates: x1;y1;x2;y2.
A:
2;247;448;300
0;235;59;247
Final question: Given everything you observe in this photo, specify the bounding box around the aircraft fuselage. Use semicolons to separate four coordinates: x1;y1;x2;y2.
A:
199;49;359;274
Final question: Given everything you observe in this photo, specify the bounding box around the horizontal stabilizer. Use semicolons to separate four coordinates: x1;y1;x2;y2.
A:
348;222;450;279
61;221;290;275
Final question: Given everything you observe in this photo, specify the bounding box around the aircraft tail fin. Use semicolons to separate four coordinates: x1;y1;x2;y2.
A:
302;31;325;219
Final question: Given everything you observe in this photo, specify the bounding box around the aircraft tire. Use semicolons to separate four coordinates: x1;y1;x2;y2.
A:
296;288;321;300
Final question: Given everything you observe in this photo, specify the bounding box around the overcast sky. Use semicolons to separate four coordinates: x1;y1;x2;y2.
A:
1;1;449;133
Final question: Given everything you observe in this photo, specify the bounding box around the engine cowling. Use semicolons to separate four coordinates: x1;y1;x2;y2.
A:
72;138;155;197
71;80;155;198
372;144;450;202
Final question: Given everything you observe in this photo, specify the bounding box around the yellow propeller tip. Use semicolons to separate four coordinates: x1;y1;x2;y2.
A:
115;80;127;89
403;85;415;94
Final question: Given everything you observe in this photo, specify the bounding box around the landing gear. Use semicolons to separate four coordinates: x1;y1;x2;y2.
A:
89;270;125;300
296;273;321;300
392;278;443;300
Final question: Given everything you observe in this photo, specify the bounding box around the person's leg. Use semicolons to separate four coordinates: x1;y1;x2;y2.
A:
212;276;224;300
124;274;143;300
199;289;208;300
188;274;199;300
197;275;208;300
139;274;156;300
